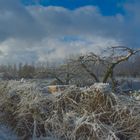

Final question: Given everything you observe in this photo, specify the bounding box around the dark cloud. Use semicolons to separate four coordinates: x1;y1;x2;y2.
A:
0;0;46;42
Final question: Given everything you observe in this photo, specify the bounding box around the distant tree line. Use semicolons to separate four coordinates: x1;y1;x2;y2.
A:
0;47;140;86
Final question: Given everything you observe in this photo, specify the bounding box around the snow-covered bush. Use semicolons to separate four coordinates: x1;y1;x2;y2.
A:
131;90;140;100
90;83;111;93
0;80;140;140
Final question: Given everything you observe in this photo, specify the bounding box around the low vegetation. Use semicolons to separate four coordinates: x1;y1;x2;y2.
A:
0;80;140;140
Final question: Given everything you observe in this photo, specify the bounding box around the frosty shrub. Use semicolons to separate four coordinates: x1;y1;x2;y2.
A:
0;80;140;140
131;90;140;101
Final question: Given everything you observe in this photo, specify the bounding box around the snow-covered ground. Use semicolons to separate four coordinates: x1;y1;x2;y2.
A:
118;78;140;91
0;124;18;140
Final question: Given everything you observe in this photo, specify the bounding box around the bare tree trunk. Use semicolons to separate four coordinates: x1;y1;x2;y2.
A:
103;47;140;83
54;75;64;85
81;63;99;82
103;63;115;83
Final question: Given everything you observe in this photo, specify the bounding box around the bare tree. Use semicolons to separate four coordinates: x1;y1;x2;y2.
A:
36;46;139;88
47;60;78;85
76;46;140;89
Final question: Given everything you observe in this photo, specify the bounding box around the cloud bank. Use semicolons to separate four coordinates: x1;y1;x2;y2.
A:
0;0;139;64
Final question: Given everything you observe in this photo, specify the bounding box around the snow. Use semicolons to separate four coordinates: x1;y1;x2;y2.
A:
0;81;140;140
90;83;111;93
117;78;140;91
0;124;18;140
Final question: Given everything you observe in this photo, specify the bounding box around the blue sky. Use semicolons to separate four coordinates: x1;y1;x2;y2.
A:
0;0;139;64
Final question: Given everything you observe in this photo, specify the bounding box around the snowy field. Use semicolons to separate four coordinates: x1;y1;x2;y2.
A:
116;77;140;91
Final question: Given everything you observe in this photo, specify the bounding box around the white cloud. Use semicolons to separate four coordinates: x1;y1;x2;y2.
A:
0;1;140;64
0;36;120;64
27;5;124;38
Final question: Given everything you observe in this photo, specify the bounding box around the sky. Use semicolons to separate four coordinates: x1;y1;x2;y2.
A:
0;0;140;64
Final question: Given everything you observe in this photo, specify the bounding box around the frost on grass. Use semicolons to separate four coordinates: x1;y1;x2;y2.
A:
131;90;140;101
0;80;140;140
90;83;111;93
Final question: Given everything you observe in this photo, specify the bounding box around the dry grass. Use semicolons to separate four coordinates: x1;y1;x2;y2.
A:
0;81;140;140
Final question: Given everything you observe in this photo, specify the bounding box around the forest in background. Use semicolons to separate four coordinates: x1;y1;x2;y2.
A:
0;52;140;83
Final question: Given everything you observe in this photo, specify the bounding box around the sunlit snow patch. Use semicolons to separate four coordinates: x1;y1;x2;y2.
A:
91;83;111;93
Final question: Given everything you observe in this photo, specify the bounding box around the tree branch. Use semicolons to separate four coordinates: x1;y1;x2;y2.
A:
103;47;140;83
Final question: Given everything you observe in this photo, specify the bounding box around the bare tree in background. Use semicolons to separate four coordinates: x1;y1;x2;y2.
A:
77;46;140;89
38;46;140;88
47;60;78;85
